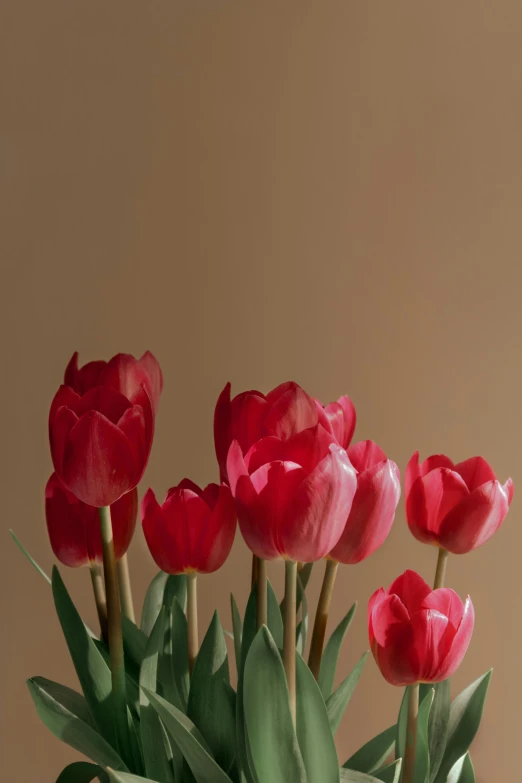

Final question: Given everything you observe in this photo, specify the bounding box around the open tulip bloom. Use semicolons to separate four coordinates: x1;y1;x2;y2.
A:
12;358;512;783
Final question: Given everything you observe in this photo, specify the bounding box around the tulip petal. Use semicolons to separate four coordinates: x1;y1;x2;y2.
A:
142;488;183;573
49;405;79;475
406;468;469;544
405;451;455;498
370;595;416;686
438;479;511;553
45;474;92;567
196;484;237;573
64;353;106;395
244;436;286;473
111;488;138;562
49;385;82;424
434;596;474;680
421;588;464;629
138;351;164;412
62;410;139;506
234;465;290;560
264;382;318;439
279;445;357;561
117;405;150;472
226;440;249;495
322;396;357;449
280;424;337;473
454;456;496;491
410;609;450;682
348;440;388;473
371;594;410;647
504;477;515;505
330;459;401;564
77;385;132;423
230;391;268;452
388;570;432;613
214;382;232;480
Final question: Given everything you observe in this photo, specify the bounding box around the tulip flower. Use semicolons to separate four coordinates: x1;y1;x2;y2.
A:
314;394;356;450
64;350;163;414
49;384;153;507
368;570;474;686
406;452;514;554
227;424;357;562
141;479;237;575
329;440;401;564
45;473;137;567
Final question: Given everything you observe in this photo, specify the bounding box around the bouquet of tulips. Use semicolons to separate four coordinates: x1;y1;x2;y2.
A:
13;351;514;783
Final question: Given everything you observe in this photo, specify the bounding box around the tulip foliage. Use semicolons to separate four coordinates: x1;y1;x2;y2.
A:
13;355;513;783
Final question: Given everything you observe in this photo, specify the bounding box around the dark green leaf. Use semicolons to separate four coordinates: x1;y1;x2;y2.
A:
162;598;190;710
188;611;236;775
56;762;109;782
343;726;395;774
230;594;243;675
51;567;115;745
107;772;158;783
297;562;313;593
372;760;402;783
447;753;475;783
139;608;175;783
295;651;339;782
241;580;284;663
340;770;390;782
243;626;306;783
396;687;409;764
140;572;187;636
122;617;148;668
10;529;51;584
318;602;357;699
143;689;233;783
326;652;368;734
30;677;95;728
295;574;309;655
27;677;126;771
419;680;450;782
414;688;435;783
435;671;492;783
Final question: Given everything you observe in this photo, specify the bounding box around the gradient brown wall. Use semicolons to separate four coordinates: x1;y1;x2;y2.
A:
1;2;520;780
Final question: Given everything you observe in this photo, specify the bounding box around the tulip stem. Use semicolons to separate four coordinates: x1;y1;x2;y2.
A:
187;572;198;674
308;559;339;680
251;554;259;589
256;557;268;629
89;565;108;643
98;506;129;757
433;547;449;589
403;683;419;783
117;554;135;623
283;559;297;725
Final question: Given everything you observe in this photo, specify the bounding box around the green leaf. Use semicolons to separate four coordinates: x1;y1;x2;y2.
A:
297;562;313;593
188;611;236;775
295;651;339;782
419;680;450;782
414;688;435;783
143;689;233;783
343;726;396;774
241;580;284;662
295;574;309;655
435;671;492;783
31;677;95;728
396;687;409;764
230;594;243;674
162;598;190;710
447;753;475;783
372;760;402;783
243;626;307;783
10;529;51;584
56;762;109;782
107;772;158;783
51;567;115;745
340;770;390;782
318;602;357;699
27;677;126;771
327;651;368;735
140;572;187;635
122;617;148;668
139;608;175;783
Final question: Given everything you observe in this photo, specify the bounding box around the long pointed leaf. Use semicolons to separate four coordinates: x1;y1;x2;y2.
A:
372;759;402;783
230;594;243;675
448;753;475;783
56;762;109;782
107;773;158;783
10;529;51;584
327;651;368;734
420;679;450;782
343;726;396;774
318;603;357;698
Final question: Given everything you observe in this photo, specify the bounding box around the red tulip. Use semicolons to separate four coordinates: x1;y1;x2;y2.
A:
49;384;153;507
45;473;137;567
406;452;514;554
227;424;357;562
329;440;401;564
141;480;237;574
314;395;356;450
64;351;163;414
368;570;474;686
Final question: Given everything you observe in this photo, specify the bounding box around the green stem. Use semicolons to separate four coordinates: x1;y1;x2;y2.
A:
283;560;297;725
117;554;135;623
89;565;108;642
98;506;128;754
251;554;259;589
187;572;198;674
308;559;339;680
402;683;419;783
256;557;268;629
433;547;449;589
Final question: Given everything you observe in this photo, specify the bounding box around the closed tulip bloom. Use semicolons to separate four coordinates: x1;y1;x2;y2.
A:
49;384;153;507
368;570;474;686
227;424;357;562
329;440;401;564
406;452;514;554
141;480;237;574
314;395;356;450
45;474;137;567
64;351;163;414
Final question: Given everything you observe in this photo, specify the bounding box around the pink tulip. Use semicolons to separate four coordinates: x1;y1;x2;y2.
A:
369;570;474;685
406;452;514;554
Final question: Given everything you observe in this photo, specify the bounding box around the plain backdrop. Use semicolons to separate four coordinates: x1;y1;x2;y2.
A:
1;2;521;780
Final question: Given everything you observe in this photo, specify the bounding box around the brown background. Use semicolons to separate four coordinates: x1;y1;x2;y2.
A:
1;2;520;780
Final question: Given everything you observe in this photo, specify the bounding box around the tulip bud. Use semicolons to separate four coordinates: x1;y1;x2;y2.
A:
329;440;401;564
368;570;474;686
45;473;137;567
227;424;357;562
141;480;237;574
406;452;514;554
